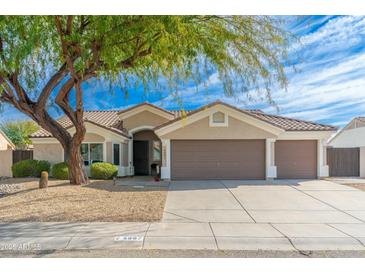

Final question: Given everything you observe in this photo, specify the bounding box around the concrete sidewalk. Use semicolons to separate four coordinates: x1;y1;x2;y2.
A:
1;222;365;251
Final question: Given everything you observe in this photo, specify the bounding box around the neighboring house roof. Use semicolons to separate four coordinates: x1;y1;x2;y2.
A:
0;129;15;150
155;101;337;131
31;101;336;138
31;110;128;138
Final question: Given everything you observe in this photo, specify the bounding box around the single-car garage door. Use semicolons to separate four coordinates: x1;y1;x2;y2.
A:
275;140;317;179
171;140;265;180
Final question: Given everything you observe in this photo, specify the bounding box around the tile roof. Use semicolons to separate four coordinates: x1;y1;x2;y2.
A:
246;110;337;131
31;110;128;138
118;102;175;117
156;101;337;131
31;102;337;138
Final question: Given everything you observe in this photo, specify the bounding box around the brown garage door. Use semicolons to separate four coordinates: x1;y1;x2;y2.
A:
275;140;317;179
171;140;265;180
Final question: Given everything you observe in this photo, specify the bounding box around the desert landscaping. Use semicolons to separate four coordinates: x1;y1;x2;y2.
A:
0;178;167;222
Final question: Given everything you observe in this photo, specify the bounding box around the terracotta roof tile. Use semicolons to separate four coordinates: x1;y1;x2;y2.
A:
31;102;336;138
155;101;337;131
169;110;193;118
31;110;128;138
246;110;337;131
118;102;175;117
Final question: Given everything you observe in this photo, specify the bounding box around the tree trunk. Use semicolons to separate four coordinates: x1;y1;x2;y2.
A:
65;143;89;185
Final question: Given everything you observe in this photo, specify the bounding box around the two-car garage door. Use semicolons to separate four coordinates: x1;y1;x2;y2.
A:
171;140;318;180
171;140;266;180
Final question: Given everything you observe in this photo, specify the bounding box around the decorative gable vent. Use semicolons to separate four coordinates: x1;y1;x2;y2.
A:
209;111;228;127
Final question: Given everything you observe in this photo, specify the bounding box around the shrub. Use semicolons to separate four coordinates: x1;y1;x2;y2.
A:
90;162;118;179
12;159;51;178
36;160;51;175
51;162;69;180
12;160;38;177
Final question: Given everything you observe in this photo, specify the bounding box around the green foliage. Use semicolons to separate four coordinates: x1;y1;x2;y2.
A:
12;159;50;178
0;16;290;104
90;162;118;179
51;162;69;180
36;160;51;175
0;120;39;149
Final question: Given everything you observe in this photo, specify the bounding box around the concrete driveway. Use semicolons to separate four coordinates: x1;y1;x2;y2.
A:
2;179;365;252
160;179;365;250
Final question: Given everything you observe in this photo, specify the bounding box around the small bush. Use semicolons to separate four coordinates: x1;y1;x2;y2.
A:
12;160;38;178
52;162;69;180
36;160;51;175
91;162;118;179
12;159;51;178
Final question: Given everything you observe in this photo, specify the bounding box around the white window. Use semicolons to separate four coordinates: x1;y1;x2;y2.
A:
209;111;228;127
113;143;120;166
80;143;104;166
153;141;161;161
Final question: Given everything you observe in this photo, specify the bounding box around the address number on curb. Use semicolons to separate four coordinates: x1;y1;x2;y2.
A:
114;236;144;242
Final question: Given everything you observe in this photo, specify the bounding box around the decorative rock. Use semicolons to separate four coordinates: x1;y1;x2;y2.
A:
39;171;48;189
0;184;20;194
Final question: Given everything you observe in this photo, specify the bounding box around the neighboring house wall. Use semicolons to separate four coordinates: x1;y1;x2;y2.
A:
0;149;12;177
0;136;8;150
0;131;15;177
160;116;276;140
0;132;13;150
33;143;64;164
329;127;365;148
122;110;170;131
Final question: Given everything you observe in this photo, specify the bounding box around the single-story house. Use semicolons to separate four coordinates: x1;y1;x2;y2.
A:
327;117;365;178
30;101;336;180
0;129;15;177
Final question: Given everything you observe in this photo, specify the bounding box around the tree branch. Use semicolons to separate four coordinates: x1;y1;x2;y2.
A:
8;73;34;105
66;16;73;35
36;63;69;111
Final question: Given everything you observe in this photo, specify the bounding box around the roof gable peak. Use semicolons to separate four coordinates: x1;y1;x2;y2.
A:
118;102;175;120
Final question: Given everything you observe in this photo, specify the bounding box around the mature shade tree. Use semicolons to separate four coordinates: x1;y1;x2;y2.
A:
0;16;290;185
0;120;39;149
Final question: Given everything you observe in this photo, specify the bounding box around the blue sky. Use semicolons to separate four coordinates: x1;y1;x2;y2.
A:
1;16;365;127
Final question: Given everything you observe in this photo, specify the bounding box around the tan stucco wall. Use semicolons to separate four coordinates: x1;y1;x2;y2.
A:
106;142;112;163
106;142;129;166
160;116;277;140
0;149;12;177
33;143;64;164
122;143;128;166
123;110;170;131
83;132;105;142
134;130;160;141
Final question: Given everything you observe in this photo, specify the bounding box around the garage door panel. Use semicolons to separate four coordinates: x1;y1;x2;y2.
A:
275;140;317;179
171;140;265;180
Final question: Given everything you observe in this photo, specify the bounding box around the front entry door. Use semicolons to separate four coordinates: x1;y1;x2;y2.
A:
133;141;149;175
